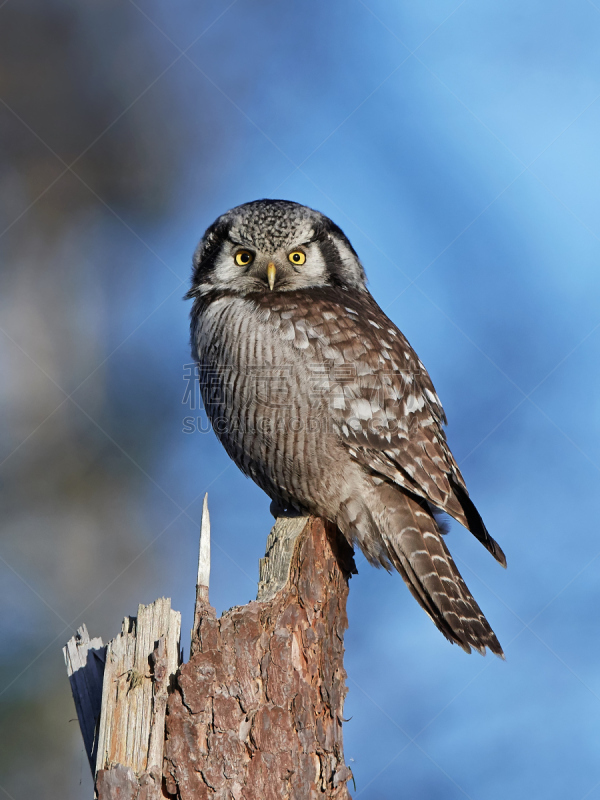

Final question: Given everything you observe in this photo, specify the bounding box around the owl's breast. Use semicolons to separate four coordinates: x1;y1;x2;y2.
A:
194;294;321;407
192;294;347;508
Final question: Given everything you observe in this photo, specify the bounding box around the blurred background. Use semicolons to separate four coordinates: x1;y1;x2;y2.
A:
1;1;599;797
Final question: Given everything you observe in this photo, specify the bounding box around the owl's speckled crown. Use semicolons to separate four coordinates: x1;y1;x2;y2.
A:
219;199;323;251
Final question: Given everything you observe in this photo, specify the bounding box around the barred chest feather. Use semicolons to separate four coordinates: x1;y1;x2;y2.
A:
192;290;354;508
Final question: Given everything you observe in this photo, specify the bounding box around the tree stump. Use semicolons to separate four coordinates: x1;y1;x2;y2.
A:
65;508;356;798
163;516;356;799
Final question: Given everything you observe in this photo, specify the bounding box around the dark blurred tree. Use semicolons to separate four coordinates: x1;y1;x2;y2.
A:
0;0;178;231
0;2;200;798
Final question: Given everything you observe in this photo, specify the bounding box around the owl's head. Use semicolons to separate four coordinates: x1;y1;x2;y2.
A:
188;200;367;297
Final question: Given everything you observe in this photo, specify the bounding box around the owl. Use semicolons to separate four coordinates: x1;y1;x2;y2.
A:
187;199;505;656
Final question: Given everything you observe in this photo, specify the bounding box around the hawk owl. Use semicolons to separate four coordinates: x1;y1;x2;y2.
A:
188;199;505;656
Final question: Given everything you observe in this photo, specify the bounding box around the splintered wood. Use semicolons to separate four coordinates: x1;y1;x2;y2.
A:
94;598;181;798
63;625;106;772
163;516;356;800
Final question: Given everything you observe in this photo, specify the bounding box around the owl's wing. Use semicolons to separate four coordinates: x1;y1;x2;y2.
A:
253;288;504;654
298;289;506;568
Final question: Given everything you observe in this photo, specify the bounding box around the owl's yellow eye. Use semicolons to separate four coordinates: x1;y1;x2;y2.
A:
235;250;254;266
288;251;306;266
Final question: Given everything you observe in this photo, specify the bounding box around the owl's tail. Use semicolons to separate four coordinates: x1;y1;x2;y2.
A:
338;487;503;657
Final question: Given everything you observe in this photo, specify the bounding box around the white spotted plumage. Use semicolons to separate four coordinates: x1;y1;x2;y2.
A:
188;199;506;656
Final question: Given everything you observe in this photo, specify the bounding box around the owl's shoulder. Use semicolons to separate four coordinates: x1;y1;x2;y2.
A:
193;291;259;332
247;286;380;334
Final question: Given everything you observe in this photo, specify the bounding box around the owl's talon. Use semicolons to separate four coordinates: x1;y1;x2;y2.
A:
269;500;305;519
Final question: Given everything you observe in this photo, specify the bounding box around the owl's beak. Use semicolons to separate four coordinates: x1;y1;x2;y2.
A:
267;262;276;291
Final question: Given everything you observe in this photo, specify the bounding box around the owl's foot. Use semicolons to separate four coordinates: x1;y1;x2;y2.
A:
269;499;307;519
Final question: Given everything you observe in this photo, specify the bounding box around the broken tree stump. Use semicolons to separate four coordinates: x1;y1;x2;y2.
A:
65;500;356;798
163;515;356;799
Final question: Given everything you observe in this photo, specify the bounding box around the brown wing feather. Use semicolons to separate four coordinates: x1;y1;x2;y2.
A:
261;287;505;566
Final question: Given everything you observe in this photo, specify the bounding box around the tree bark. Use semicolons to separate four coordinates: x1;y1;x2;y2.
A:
163;516;356;800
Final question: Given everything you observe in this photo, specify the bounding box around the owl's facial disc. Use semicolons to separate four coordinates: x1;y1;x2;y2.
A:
189;199;368;297
207;237;329;293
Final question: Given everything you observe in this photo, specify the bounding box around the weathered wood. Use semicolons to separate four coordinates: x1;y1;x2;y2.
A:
190;494;217;661
163;516;356;799
257;516;309;602
95;598;181;799
193;494;211;630
63;625;106;772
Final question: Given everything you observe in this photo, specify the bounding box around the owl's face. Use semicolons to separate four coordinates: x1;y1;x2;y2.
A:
188;200;367;297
